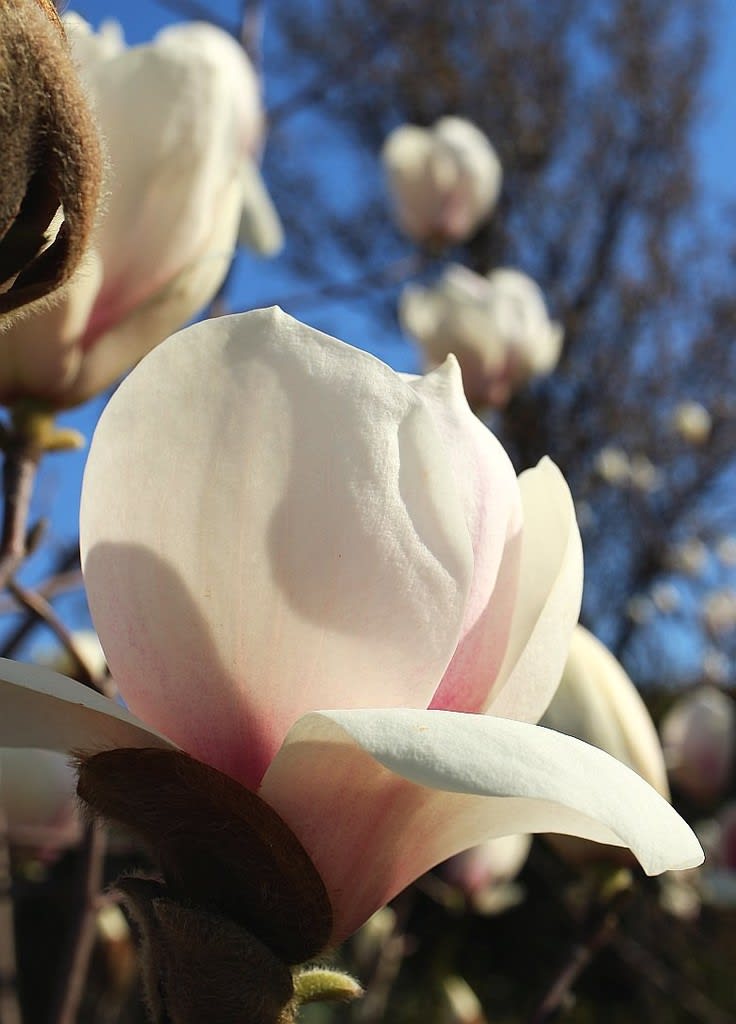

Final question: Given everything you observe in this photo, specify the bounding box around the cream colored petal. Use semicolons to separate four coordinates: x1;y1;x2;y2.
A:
260;709;703;943
0;658;175;754
484;459;583;721
81;308;473;790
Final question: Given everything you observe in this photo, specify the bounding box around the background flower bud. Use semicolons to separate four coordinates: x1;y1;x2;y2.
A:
540;625;670;866
383;117;502;246
660;686;736;804
400;265;562;408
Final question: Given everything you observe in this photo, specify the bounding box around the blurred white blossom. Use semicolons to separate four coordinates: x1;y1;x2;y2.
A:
400;264;563;408
716;536;736;568
660;686;735;803
382;117;502;246
666;539;708;577
673;401;712;446
702;589;736;635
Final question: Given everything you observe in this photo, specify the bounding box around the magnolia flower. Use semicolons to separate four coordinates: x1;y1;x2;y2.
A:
660;686;735;803
673;401;712;446
2;310;701;953
0;0;101;320
382;117;502;246
0;16;282;408
400;265;563;408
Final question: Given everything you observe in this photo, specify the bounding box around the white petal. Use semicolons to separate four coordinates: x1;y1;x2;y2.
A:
408;359;522;711
260;708;703;942
237;159;284;257
484;458;583;721
0;658;175;754
81;308;473;789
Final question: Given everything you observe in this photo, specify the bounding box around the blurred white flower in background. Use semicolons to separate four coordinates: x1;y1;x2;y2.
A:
400;264;562;408
650;582;681;615
702;589;736;635
673;401;712;446
595;446;631;486
382;117;502;246
660;686;735;804
716;536;736;568
666;538;708;577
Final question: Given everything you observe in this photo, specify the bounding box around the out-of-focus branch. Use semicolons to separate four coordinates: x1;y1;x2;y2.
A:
0;809;21;1024
528;873;633;1024
49;823;107;1024
6;581;113;698
0;547;80;659
614;935;733;1024
0;423;41;593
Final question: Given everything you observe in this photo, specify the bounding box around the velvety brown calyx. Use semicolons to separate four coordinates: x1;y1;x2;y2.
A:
76;748;333;965
118;876;297;1024
0;0;101;318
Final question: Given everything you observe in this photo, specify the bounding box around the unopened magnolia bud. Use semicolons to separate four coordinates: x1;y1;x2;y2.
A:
0;0;101;320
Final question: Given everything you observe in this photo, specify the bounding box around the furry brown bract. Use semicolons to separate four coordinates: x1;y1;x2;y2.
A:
77;748;333;1024
0;0;101;320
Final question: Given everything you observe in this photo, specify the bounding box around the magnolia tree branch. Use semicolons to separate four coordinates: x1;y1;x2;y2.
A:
528;874;632;1024
6;580;114;698
0;547;80;658
0;421;41;592
0;808;21;1024
49;822;107;1024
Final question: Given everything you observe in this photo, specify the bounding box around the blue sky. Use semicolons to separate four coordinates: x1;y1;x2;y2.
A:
10;0;736;654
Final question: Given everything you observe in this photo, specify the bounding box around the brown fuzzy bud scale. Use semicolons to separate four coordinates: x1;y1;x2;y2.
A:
76;748;336;1024
0;0;101;318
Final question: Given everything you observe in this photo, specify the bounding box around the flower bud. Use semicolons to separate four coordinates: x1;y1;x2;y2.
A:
660;686;735;803
383;117;502;246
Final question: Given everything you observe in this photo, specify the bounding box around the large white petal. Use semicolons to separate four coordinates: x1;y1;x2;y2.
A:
484;458;583;721
260;708;703;943
408;359;522;711
0;658;174;754
81;308;473;790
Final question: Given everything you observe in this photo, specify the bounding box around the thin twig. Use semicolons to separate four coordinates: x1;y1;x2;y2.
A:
352;892;414;1023
614;935;733;1024
0;807;21;1024
6;582;114;698
0;567;82;618
528;879;632;1024
529;910;620;1023
0;431;40;593
49;822;107;1024
0;548;80;659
